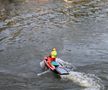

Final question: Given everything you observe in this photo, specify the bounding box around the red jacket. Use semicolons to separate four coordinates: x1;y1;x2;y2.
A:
47;57;55;63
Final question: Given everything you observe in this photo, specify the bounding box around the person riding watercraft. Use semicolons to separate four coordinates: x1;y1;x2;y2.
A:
47;48;58;66
39;48;70;76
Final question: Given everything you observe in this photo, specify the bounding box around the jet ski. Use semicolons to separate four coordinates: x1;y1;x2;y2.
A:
40;56;69;77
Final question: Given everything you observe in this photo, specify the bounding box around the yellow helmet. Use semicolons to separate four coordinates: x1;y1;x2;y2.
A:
51;48;57;58
52;48;56;51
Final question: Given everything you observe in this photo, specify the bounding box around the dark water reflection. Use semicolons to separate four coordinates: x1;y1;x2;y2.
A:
0;0;108;90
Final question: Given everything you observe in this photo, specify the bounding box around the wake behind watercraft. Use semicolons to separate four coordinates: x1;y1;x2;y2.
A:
40;56;71;78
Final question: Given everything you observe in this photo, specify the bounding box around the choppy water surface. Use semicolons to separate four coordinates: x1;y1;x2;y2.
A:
0;0;108;90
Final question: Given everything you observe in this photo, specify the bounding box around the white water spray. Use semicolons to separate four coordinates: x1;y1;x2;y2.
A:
61;71;104;90
37;69;50;76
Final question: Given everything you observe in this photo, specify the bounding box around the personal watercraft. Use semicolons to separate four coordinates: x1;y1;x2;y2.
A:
40;56;70;77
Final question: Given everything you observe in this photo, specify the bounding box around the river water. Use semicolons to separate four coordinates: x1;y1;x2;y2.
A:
0;0;108;90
